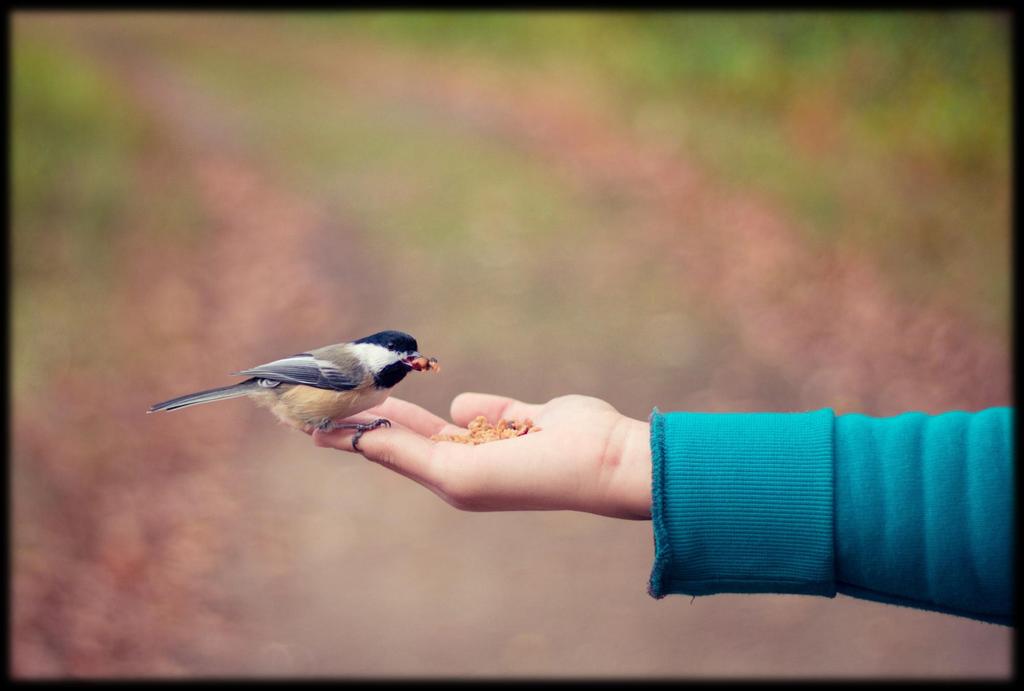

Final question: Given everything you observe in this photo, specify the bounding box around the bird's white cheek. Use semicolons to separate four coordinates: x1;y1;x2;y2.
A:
348;343;400;372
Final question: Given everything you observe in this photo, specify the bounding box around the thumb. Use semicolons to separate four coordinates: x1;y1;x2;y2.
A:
449;392;543;428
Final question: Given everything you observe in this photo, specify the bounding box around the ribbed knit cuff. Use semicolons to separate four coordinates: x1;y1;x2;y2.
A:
649;408;836;599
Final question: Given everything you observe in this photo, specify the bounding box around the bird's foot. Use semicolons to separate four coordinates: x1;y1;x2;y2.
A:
317;417;391;451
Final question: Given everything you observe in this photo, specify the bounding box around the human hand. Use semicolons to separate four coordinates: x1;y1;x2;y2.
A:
310;393;653;520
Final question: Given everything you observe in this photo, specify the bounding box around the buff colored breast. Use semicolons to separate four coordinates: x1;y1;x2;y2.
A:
250;382;392;431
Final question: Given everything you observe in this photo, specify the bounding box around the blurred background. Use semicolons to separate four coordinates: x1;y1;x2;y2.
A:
11;11;1011;679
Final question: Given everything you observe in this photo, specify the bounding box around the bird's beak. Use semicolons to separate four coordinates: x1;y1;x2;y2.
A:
404;352;439;372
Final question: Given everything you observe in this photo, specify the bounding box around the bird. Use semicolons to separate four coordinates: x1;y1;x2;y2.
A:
148;330;435;450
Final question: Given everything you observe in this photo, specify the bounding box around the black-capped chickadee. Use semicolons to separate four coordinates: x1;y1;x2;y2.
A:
149;330;435;449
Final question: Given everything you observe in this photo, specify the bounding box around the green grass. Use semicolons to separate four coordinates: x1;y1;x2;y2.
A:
12;11;1009;377
141;27;722;396
12;37;142;277
159;34;601;254
11;34;145;394
287;11;1010;332
293;12;1008;173
126;11;1009;338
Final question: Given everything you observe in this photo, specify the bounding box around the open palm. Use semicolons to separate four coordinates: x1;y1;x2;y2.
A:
311;393;653;520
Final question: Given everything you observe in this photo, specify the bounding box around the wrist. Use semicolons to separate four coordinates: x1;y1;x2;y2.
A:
609;417;653;519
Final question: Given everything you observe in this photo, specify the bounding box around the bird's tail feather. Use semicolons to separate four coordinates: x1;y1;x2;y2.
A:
148;379;258;413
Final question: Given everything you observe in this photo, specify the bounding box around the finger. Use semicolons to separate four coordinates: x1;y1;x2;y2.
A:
312;417;441;486
314;417;490;510
450;392;543;427
367;397;451;437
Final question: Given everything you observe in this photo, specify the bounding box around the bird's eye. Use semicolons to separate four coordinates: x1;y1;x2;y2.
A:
386;340;395;349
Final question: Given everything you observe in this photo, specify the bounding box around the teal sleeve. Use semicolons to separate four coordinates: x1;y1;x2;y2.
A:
649;407;1014;626
833;407;1013;625
648;408;837;598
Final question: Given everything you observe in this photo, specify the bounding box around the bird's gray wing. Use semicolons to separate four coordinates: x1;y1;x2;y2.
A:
233;353;362;391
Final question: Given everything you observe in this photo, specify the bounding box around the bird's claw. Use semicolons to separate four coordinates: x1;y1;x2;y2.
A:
350;418;391;451
317;417;391;451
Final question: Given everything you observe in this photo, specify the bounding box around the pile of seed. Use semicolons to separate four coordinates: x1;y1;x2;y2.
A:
431;415;540;444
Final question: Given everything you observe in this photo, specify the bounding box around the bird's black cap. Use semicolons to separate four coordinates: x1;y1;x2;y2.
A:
354;330;419;353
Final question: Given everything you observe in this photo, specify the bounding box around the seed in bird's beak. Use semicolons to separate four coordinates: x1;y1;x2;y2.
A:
405;354;440;372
